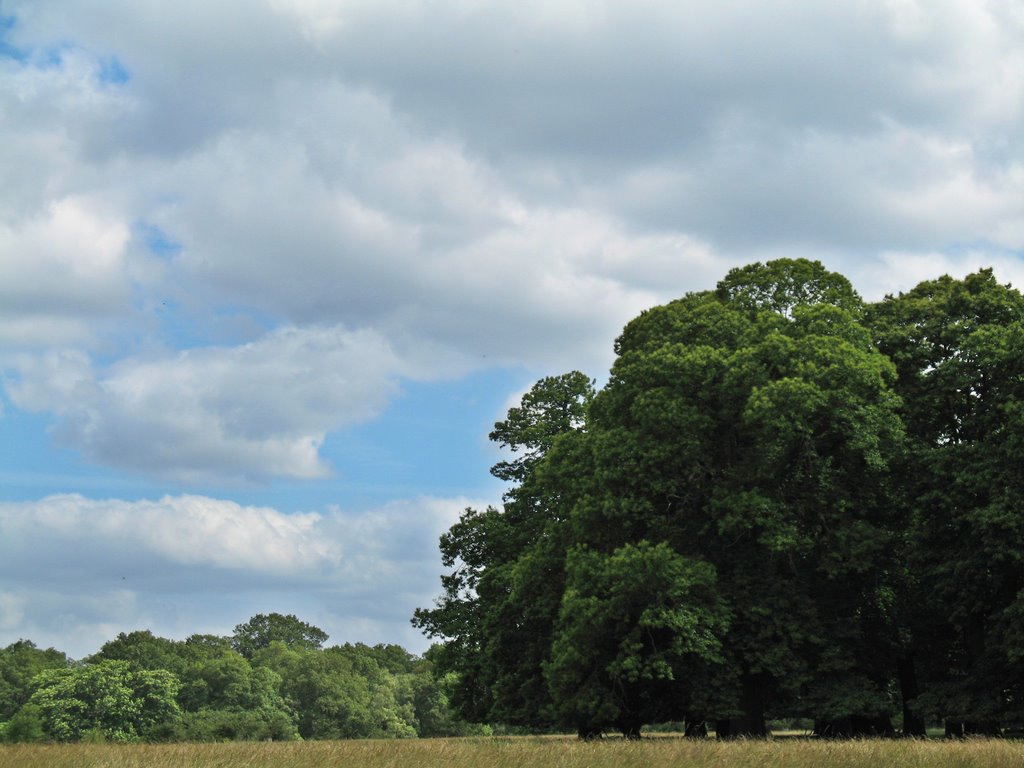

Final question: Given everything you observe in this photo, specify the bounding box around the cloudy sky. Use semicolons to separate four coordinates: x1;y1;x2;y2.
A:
2;0;1024;658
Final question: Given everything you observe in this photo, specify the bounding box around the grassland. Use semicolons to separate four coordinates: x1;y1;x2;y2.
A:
2;736;1024;768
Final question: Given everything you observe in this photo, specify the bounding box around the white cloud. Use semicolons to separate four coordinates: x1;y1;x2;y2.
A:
853;250;1024;301
2;0;1024;481
4;326;415;481
4;494;335;573
0;492;477;658
3;0;1024;661
0;197;134;345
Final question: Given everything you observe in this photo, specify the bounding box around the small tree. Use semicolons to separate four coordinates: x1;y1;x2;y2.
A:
231;613;328;659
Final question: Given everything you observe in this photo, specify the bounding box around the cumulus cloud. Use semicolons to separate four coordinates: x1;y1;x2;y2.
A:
4;326;415;481
3;0;1024;659
3;0;1024;477
0;493;475;657
0;197;135;345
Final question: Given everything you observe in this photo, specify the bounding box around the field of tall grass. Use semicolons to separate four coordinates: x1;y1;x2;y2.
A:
1;736;1023;768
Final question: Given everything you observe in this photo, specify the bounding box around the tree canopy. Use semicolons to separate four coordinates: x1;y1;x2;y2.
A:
0;618;485;743
231;613;329;659
417;259;1024;738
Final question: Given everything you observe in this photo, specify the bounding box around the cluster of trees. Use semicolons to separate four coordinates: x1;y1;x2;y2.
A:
0;613;484;743
415;259;1024;739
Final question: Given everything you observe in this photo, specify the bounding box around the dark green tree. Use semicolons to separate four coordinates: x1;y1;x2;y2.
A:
0;640;70;722
418;259;907;739
576;263;904;736
868;269;1024;735
413;372;595;731
546;541;728;738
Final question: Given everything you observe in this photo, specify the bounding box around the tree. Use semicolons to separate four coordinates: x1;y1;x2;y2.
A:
232;613;328;659
0;640;70;722
87;627;300;740
418;259;906;738
254;642;415;739
489;371;595;484
90;630;190;677
546;542;728;738
27;660;180;742
410;648;491;737
179;647;282;712
577;265;904;736
868;270;1024;734
413;372;595;731
715;258;862;317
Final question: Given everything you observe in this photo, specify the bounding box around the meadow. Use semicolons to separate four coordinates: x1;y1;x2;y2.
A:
2;737;1024;768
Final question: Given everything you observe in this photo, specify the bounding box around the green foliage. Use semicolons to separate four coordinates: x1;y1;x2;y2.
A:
1;704;45;743
2;614;482;743
253;642;420;739
413;371;597;729
489;371;595;483
419;258;995;737
155;707;299;742
0;641;70;722
232;614;329;659
586;262;903;729
27;660;181;742
89;631;190;677
715;258;862;317
546;542;728;732
868;269;1024;731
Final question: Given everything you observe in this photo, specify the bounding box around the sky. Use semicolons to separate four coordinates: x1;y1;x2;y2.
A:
2;0;1024;659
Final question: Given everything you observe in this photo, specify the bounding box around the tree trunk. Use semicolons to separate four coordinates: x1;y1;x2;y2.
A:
945;720;1001;738
941;617;1001;737
814;715;894;738
716;672;767;738
684;718;708;738
617;718;642;740
897;654;927;737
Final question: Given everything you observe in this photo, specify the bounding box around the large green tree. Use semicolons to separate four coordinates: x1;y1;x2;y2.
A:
868;269;1024;735
254;642;417;738
89;628;299;741
575;262;904;736
418;259;908;738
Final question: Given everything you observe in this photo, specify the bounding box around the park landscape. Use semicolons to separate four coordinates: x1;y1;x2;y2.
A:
5;260;1024;767
5;1;1024;766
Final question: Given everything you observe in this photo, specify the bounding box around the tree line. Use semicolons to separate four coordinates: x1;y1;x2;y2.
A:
0;613;486;742
414;259;1024;739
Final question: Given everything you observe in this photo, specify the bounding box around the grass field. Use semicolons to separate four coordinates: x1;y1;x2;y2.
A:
2;737;1024;768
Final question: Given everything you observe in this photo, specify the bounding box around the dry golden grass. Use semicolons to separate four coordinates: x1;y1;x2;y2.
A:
2;736;1024;768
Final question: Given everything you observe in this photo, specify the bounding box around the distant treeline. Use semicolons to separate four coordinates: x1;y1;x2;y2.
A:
0;613;487;743
415;259;1024;739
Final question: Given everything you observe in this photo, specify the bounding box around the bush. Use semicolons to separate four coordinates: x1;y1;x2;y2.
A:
2;706;45;743
161;708;300;742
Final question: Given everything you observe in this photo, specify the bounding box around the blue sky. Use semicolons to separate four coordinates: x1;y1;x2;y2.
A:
2;0;1024;658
